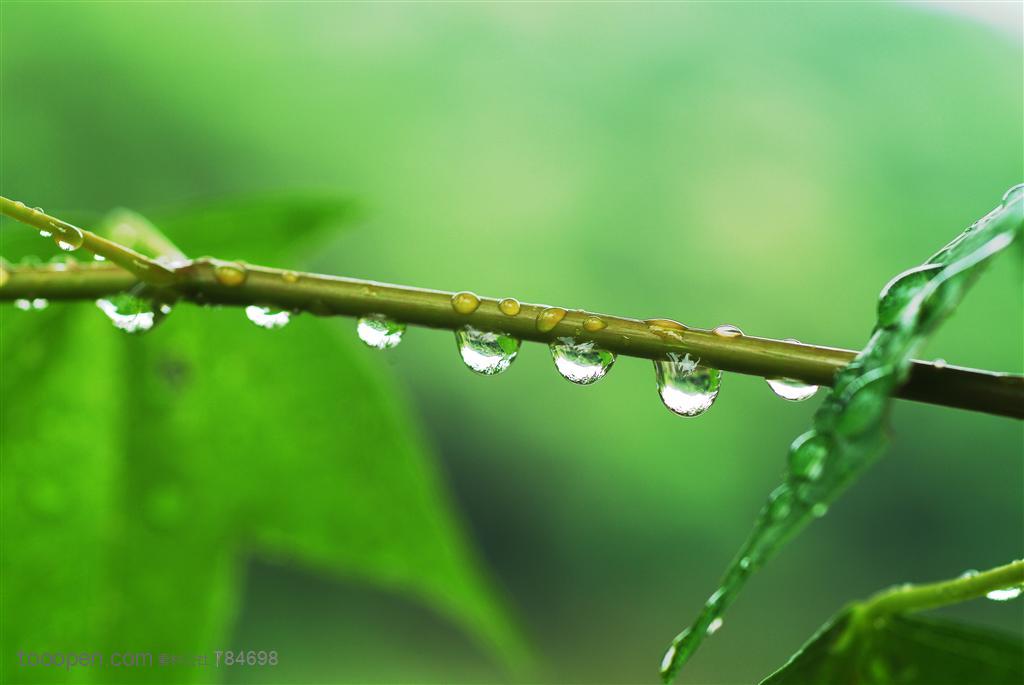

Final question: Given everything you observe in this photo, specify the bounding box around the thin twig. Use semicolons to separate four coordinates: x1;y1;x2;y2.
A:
2;196;1022;419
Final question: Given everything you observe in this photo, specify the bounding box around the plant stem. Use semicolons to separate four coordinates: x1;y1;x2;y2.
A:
2;197;1022;419
861;559;1024;619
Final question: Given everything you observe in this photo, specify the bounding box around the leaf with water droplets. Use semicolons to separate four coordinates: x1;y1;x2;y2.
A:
660;189;1024;683
761;611;1024;685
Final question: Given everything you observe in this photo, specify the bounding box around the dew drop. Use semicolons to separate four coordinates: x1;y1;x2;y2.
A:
654;352;721;417
51;224;84;252
14;298;48;311
768;486;793;521
933;358;947;369
788;430;829;482
811;502;829;518
549;337;616;385
660;641;678;676
582;315;607;332
96;293;170;334
766;377;819;402
451;291;481;315
712;324;743;338
959;569;980;579
876;264;944;328
356;314;406;349
646;318;688;342
39;229;53;238
986;587;1022;601
212;261;247;287
245;305;291;330
706;617;723;635
93;254;107;262
536;307;566;333
281;270;299;284
498;297;521;316
455;325;520;375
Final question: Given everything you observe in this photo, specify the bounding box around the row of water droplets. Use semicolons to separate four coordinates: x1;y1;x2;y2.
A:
4;241;820;413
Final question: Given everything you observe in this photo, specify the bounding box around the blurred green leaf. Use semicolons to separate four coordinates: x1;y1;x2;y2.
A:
0;203;524;684
761;610;1024;685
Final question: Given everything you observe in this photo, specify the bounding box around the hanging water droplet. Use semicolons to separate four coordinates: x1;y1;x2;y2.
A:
766;377;819;402
582;315;607;332
788;430;829;482
876;264;943;328
212;260;247;287
549;337;616;385
51;224;84;252
986;587;1022;601
706;617;723;635
654;352;721;417
712;324;743;338
356;314;406;349
451;291;481;315
95;292;169;334
455;325;520;375
245;305;291;330
498;297;521;316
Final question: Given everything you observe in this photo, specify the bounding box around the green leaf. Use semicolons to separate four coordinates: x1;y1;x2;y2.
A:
1;205;525;684
761;611;1024;685
660;186;1024;682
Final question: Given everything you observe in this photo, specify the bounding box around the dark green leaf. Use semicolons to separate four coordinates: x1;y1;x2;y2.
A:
762;610;1024;685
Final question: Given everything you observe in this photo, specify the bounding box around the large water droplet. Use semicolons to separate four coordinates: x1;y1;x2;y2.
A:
986;587;1022;601
451;291;481;315
96;293;170;334
876;264;943;328
245;305;291;330
357;314;406;349
549;337;616;385
51;223;85;252
654;352;721;417
455;326;520;375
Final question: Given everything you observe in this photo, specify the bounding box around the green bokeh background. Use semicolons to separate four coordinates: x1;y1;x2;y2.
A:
2;2;1022;684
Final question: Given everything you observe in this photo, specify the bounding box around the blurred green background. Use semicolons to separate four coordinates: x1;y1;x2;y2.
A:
1;2;1021;684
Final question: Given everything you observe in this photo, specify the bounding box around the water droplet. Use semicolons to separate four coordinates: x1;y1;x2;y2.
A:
986;587;1022;601
212;261;247;287
788;430;829;482
14;297;49;311
96;293;169;334
582;315;607;332
245;305;291;330
811;502;828;518
51;224;84;252
768;486;793;521
712;324;743;338
93;254;106;262
356;314;406;349
706;617;723;635
281;270;299;284
959;569;980;579
646;318;688;343
766;376;819;402
39;229;53;238
32;206;44;213
836;369;891;437
654;352;721;417
455;325;520;375
660;641;678;676
876;264;943;328
549;337;616;385
739;556;751;571
498;297;521;316
1001;183;1023;206
536;307;566;333
451;291;481;315
933;358;946;369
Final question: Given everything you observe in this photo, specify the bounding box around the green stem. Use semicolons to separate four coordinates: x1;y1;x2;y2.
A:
2;196;1022;419
862;560;1024;620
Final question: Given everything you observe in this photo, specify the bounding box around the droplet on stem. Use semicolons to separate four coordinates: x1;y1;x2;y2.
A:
549;337;616;385
712;324;743;338
451;291;481;315
582;315;606;332
653;352;721;417
357;314;406;349
245;305;291;330
536;307;566;333
498;298;521;316
212;260;247;287
455;326;520;375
